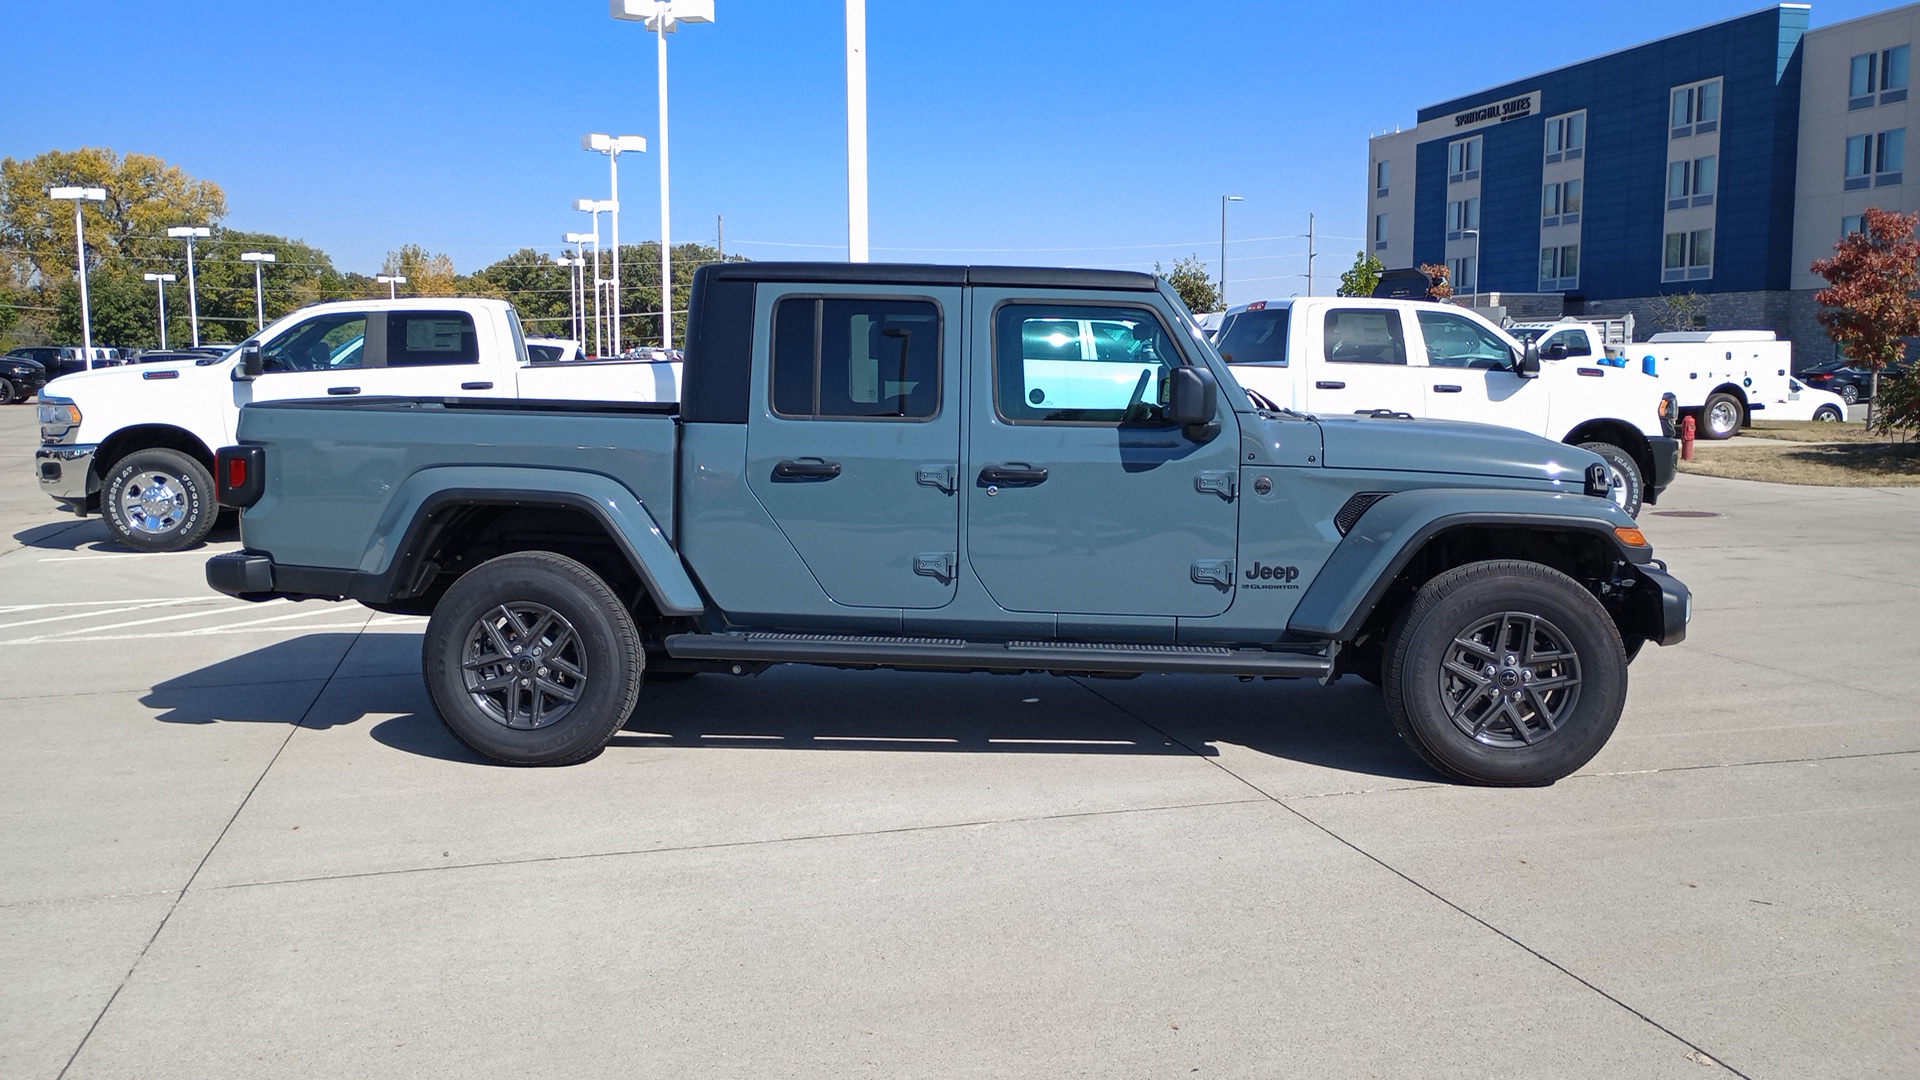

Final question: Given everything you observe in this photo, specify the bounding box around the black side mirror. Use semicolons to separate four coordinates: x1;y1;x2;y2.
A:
234;345;264;382
1516;342;1542;379
1169;366;1219;437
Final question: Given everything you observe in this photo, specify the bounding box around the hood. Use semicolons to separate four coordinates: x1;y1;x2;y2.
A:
45;359;225;398
1317;413;1603;487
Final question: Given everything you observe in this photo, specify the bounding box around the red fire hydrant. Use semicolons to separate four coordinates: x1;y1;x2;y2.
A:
1681;414;1697;461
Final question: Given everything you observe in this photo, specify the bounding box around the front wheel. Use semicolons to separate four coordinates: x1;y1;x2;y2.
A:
0;378;14;404
1576;441;1644;519
1382;560;1627;786
1812;404;1843;423
423;551;643;765
1839;383;1860;405
101;448;217;551
1700;393;1743;440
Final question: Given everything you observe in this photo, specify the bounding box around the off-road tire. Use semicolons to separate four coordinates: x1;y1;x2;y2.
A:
102;448;217;552
423;551;643;765
1700;393;1743;440
1382;560;1627;786
1576;441;1645;519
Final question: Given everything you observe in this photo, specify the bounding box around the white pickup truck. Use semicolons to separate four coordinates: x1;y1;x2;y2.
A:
1510;321;1794;440
35;297;682;551
1216;297;1679;517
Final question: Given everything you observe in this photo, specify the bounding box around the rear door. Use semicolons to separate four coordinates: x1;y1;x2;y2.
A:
743;285;964;609
1302;305;1426;416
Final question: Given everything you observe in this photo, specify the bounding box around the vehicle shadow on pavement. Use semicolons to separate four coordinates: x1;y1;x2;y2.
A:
11;518;110;550
144;635;1437;782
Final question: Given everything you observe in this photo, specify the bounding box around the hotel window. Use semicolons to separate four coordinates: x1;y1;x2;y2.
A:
1375;159;1390;197
1846;129;1905;189
1539;244;1580;290
1663;227;1713;282
1851;44;1911;109
1544;111;1587;163
1668;156;1717;208
1449;255;1478;294
1843;214;1865;237
1670;78;1722;139
1542;179;1582;225
1446;197;1480;239
1448;136;1482;183
1374;213;1389;250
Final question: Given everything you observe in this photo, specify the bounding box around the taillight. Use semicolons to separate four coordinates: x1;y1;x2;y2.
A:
216;445;265;508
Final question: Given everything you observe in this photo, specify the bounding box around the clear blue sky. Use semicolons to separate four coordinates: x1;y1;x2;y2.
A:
0;0;1894;304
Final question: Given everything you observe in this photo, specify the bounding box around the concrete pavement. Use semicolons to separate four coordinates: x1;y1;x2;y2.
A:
1;403;1914;1078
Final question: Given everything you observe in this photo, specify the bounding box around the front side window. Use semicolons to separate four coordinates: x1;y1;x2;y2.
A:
261;312;367;373
1416;310;1512;370
772;297;940;420
1560;330;1593;357
1323;308;1408;365
1215;308;1290;367
994;304;1181;424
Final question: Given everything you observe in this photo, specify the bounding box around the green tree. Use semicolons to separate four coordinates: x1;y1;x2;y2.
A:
0;147;226;285
611;241;742;348
382;244;459;296
1154;254;1222;313
469;248;570;332
1337;250;1384;297
1654;290;1708;332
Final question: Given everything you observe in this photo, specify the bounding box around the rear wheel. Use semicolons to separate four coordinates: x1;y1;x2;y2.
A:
0;378;14;404
423;552;643;765
101;448;216;551
1383;560;1627;786
1839;383;1860;405
1812;404;1843;423
1576;441;1644;519
1701;393;1743;440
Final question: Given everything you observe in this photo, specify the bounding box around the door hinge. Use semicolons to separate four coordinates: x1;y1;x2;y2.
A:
1191;558;1236;588
915;463;958;495
1194;470;1237;500
914;552;957;583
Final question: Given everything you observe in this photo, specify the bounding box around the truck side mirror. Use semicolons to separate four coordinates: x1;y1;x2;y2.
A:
234;345;264;382
1516;342;1542;379
1169;366;1219;436
1541;341;1568;360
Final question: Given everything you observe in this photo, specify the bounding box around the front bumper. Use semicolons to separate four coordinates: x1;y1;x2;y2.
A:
35;444;99;513
1635;562;1691;647
1645;436;1680;503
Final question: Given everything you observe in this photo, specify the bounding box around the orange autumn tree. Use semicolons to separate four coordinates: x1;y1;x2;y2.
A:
1811;207;1920;425
1418;262;1453;302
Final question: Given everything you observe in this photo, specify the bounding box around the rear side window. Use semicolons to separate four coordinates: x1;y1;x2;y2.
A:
770;297;940;420
385;311;480;367
1215;309;1290;366
995;304;1184;424
1323;308;1407;365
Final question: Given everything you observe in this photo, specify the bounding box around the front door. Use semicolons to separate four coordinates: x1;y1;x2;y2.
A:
966;294;1241;617
744;286;964;609
1302;305;1427;416
1410;308;1550;435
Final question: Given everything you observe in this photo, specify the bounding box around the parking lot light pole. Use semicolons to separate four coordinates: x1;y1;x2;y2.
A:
376;274;407;299
240;251;276;331
573;202;615;355
1219;195;1242;309
565;232;595;347
166;225;211;347
49;186;107;368
142;272;177;349
845;0;868;263
611;0;715;349
557;254;586;345
585;133;648;355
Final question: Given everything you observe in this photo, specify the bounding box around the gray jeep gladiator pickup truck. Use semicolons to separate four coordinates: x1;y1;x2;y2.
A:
207;262;1689;785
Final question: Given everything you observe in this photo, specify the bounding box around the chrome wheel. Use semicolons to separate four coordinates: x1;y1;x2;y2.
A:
461;602;587;730
1706;398;1741;437
1438;611;1583;748
118;471;188;535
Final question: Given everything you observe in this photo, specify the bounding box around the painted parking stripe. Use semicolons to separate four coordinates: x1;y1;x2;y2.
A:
0;598;231;632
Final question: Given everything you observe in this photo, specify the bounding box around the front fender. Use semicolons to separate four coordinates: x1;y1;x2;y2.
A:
364;465;703;616
1286;487;1644;641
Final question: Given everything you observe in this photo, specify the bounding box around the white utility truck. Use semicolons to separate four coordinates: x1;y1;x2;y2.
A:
1216;298;1679;517
35;297;682;551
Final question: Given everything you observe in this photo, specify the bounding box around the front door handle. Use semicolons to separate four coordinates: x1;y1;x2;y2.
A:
327;386;361;396
772;457;842;480
979;463;1048;486
1315;380;1346;390
1432;384;1463;393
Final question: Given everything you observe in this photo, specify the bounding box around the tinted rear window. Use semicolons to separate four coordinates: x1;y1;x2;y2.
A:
1214;309;1290;366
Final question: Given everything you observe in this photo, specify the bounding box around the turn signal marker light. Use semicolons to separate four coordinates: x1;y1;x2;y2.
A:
1614;527;1648;547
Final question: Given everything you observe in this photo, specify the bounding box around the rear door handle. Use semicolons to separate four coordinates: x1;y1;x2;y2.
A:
772;457;842;480
1433;384;1462;393
326;386;361;396
461;381;493;390
1315;381;1346;390
979;463;1048;486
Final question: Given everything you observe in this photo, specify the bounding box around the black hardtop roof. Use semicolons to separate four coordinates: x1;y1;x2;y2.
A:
693;261;1158;291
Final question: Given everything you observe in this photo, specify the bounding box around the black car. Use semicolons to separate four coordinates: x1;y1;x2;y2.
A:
1799;358;1914;404
0;353;48;403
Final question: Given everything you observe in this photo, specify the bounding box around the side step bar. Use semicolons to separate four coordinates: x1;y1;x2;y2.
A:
663;632;1332;679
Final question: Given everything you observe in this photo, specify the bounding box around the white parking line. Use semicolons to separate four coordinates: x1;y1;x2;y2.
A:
0;597;210;614
0;598;230;632
0;615;417;645
5;600;292;642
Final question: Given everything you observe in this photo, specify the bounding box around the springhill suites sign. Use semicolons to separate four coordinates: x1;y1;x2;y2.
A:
1455;93;1536;128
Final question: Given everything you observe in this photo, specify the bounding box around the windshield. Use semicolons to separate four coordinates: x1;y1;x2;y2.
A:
1214;309;1290;366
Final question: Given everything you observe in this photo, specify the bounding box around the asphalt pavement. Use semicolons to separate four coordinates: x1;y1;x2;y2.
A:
1;403;1914;1079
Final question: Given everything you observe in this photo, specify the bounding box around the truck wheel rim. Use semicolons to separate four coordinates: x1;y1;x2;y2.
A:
120;472;188;534
1438;611;1583;749
461;602;587;730
1707;400;1739;435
